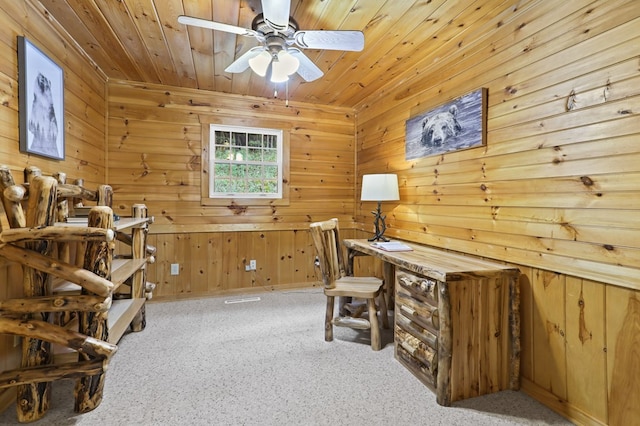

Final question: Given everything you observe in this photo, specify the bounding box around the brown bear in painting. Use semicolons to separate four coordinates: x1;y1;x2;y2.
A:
421;105;462;147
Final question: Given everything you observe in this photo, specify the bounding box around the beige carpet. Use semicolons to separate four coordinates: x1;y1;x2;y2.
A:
0;289;573;425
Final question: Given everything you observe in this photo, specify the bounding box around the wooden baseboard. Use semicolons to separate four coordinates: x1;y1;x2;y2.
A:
520;377;607;426
150;282;322;302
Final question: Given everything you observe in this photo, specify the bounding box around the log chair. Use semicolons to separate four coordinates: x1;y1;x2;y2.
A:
309;218;389;351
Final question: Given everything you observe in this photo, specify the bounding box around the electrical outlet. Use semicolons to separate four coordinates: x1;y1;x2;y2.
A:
249;260;257;270
170;263;179;275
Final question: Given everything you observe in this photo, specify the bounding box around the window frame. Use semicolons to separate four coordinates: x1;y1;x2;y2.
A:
201;118;290;207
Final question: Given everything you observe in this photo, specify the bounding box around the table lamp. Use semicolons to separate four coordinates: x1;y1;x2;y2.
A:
360;174;399;242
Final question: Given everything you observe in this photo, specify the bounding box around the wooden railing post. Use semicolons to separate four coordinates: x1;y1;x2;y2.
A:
74;206;113;413
0;165;26;229
130;203;147;332
16;175;57;422
53;172;70;263
23;166;42;185
96;184;113;208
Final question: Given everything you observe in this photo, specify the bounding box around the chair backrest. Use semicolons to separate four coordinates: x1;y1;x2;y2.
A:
309;218;347;289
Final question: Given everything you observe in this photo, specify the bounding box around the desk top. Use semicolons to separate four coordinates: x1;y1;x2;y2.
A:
343;239;520;282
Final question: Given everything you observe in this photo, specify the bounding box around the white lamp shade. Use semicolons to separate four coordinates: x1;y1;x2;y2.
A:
248;50;272;77
271;50;300;82
361;174;399;201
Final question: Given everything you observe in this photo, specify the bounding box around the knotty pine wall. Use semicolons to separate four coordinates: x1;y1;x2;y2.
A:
353;0;639;424
106;80;358;299
0;1;107;188
1;0;639;424
0;0;108;411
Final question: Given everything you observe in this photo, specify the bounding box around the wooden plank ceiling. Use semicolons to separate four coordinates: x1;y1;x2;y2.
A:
40;0;512;108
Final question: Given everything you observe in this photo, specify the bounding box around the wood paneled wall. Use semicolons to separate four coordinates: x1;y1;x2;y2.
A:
353;0;640;424
0;1;107;189
0;0;108;410
107;80;357;298
1;0;639;424
355;0;639;289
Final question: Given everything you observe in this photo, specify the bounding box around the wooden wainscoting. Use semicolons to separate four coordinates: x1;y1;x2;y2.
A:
145;227;377;300
519;267;640;425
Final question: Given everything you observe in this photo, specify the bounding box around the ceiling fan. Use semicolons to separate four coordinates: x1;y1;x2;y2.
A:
178;0;364;83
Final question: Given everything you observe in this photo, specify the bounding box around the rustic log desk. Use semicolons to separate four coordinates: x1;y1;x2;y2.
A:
342;239;521;406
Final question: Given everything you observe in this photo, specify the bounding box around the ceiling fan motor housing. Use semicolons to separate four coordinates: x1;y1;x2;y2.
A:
265;35;289;57
252;13;298;38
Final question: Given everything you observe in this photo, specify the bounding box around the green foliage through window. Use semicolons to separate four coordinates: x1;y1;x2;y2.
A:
209;125;282;198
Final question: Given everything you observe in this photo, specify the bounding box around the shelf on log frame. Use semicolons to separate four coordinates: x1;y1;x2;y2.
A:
53;297;145;361
52;258;148;295
107;298;146;344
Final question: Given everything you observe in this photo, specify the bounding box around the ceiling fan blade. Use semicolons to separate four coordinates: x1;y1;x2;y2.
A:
225;47;265;73
261;0;291;32
288;49;323;82
178;15;256;37
294;31;365;51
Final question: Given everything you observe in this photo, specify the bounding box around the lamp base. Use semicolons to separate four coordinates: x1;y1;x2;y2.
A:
367;201;389;242
367;234;390;242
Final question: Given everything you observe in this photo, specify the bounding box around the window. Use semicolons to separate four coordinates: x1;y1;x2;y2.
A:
201;121;290;206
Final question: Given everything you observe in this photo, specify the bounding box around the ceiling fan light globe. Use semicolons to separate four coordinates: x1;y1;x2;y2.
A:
271;50;300;83
279;50;300;75
270;62;290;83
248;50;272;77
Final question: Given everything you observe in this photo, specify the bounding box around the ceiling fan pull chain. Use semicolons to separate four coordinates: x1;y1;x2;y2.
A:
286;80;289;107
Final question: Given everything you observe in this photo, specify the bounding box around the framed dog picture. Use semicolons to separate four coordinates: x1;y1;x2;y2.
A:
18;36;65;160
405;88;487;160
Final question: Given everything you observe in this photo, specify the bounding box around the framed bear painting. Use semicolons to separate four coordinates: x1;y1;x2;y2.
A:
18;36;65;160
405;88;487;160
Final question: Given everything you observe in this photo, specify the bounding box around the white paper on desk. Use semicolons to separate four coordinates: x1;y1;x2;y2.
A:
65;217;88;224
370;241;413;252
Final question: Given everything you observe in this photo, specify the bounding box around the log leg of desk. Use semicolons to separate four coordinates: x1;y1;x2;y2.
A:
436;281;452;406
383;261;395;310
509;275;521;390
346;248;356;276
